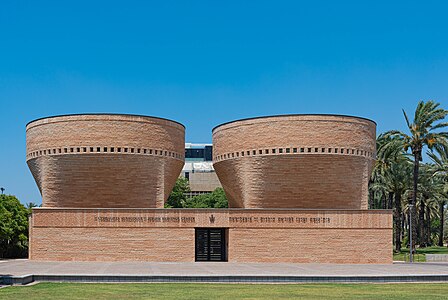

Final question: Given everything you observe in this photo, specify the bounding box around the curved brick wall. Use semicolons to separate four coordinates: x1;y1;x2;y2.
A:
26;114;185;208
212;115;376;209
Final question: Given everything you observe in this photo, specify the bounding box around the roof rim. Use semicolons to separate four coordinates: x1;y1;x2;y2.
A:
212;113;376;132
26;113;185;128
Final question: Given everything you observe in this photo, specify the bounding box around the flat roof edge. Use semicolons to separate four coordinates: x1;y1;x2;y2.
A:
26;113;185;128
212;114;377;132
31;207;392;212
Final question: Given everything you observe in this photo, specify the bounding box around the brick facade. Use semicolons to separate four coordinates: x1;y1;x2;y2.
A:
26;114;185;208
212;115;376;209
26;113;392;264
30;208;392;263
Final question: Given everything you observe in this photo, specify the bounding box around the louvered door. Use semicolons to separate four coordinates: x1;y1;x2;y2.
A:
195;228;226;261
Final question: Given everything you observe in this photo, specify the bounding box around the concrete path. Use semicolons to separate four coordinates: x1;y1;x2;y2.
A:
1;259;448;276
1;259;448;284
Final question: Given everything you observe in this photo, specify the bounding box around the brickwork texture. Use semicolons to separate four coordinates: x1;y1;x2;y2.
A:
26;114;185;208
26;113;391;264
212;115;376;209
30;208;392;263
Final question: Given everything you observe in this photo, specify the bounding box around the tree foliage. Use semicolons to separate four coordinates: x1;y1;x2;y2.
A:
370;133;412;251
0;194;29;258
167;178;228;208
428;147;448;246
184;188;228;208
371;100;448;251
165;177;191;208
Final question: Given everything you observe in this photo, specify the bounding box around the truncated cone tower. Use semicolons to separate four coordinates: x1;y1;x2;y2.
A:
26;114;185;208
212;114;376;209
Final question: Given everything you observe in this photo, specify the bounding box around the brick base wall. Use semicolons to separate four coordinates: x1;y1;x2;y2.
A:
229;228;391;263
30;227;194;262
30;208;392;264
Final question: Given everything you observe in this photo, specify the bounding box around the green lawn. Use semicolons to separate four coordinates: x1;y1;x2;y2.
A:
1;283;448;300
393;246;448;262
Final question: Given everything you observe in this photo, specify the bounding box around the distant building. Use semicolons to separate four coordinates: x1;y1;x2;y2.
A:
182;143;221;197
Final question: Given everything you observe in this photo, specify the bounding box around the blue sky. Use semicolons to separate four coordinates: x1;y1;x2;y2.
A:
1;1;447;204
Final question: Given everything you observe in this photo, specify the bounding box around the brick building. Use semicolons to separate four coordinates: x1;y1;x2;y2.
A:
27;114;392;263
212;114;375;209
182;143;221;198
26;114;184;208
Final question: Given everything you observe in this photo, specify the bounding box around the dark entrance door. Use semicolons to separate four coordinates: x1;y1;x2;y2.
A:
195;228;227;261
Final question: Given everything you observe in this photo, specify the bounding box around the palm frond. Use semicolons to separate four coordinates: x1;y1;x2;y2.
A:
403;109;412;129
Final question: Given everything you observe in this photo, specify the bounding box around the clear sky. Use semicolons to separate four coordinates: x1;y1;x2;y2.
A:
1;1;447;204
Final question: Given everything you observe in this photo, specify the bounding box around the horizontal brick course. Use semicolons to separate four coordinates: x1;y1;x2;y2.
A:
212;115;375;209
29;208;392;263
26;114;184;208
229;228;391;264
26;113;390;264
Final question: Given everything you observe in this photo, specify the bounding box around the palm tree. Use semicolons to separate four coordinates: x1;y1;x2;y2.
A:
428;148;448;246
386;100;448;261
26;202;39;216
372;133;411;251
26;202;39;209
417;163;442;247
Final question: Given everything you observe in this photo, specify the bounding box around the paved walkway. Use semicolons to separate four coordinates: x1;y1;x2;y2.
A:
1;259;448;277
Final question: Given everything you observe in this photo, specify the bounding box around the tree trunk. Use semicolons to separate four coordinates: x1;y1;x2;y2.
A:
394;192;402;252
401;212;406;242
410;153;419;254
439;200;446;247
369;186;374;209
419;197;426;247
426;204;431;246
388;192;394;210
